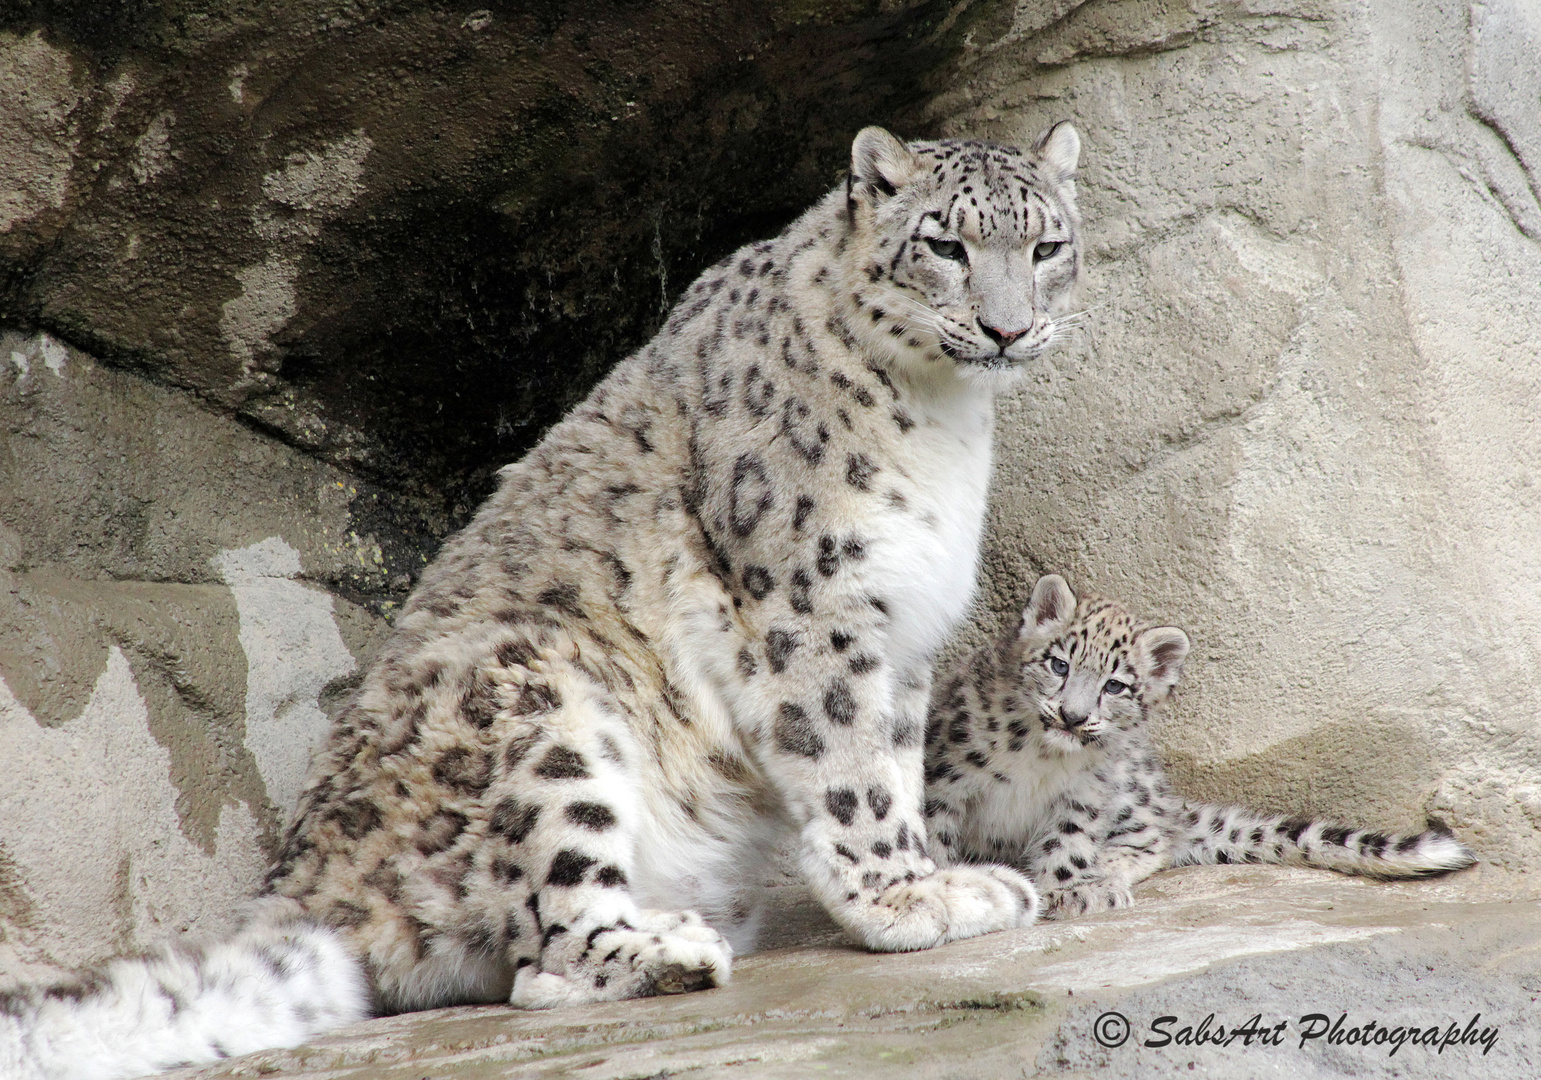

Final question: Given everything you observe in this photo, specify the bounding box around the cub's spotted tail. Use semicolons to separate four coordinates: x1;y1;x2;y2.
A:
0;921;367;1080
1175;804;1477;880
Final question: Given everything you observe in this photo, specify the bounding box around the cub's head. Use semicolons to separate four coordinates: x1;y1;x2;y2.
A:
842;124;1082;380
1013;574;1189;756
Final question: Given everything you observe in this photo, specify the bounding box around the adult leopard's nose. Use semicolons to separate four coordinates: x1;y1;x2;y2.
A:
979;321;1027;349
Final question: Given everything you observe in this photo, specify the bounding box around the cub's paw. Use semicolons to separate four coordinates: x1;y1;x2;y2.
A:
844;864;1040;952
511;916;731;1008
1040;883;1133;919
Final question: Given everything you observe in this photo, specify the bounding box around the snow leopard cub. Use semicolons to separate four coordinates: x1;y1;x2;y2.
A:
3;124;1085;1079
924;574;1476;918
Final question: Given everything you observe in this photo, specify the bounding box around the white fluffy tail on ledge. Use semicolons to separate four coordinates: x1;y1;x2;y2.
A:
0;921;367;1080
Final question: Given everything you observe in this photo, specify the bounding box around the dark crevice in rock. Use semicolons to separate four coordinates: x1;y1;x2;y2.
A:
1;1;1012;582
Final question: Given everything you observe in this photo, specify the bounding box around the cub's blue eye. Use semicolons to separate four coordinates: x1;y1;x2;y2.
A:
1103;679;1128;695
1048;657;1069;677
927;238;967;262
1033;241;1063;261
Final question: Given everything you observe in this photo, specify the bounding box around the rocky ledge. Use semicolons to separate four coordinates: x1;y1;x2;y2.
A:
166;865;1541;1079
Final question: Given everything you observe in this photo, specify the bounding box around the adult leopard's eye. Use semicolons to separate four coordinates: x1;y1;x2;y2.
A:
1033;240;1063;261
1048;657;1069;677
927;238;967;262
1103;679;1128;695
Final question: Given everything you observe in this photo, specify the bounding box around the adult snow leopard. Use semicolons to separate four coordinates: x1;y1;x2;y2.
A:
2;123;1084;1078
924;574;1477;917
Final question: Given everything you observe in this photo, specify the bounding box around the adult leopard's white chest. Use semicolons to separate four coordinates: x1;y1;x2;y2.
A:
870;382;997;674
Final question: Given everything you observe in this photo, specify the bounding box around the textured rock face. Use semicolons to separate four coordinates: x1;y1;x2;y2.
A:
0;0;1538;990
0;1;974;531
0;330;391;980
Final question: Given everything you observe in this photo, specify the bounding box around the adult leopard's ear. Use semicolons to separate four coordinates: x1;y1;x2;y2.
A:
850;126;921;200
1034;121;1080;183
1133;626;1190;700
1019;574;1076;639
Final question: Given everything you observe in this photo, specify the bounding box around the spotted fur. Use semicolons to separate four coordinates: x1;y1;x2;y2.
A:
2;124;1086;1078
925;575;1477;918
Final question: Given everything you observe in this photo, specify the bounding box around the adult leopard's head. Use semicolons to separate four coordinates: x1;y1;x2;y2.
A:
842;124;1083;380
1014;575;1190;756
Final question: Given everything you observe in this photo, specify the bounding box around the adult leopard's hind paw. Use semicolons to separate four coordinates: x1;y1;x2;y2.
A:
510;915;731;1009
1040;882;1133;919
842;863;1040;952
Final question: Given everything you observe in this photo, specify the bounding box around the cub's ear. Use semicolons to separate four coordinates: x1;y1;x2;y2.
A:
1019;574;1076;639
1034;121;1080;183
851;126;921;199
1133;626;1190;700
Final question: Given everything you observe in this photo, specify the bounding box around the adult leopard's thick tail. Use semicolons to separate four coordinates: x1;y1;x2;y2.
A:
1174;804;1476;880
0;920;368;1080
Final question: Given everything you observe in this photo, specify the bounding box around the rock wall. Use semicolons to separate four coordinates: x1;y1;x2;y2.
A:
1;0;1537;980
0;329;392;981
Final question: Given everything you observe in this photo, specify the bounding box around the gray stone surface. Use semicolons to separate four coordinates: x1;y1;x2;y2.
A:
0;330;392;981
157;866;1541;1079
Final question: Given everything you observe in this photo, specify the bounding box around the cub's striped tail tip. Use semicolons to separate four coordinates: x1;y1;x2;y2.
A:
1301;823;1479;880
1383;828;1477;879
1179;804;1478;881
0;921;367;1080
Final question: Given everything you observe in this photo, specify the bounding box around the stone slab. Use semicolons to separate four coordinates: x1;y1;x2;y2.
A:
164;865;1541;1079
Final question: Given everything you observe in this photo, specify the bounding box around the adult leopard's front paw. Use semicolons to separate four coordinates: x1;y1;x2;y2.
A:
841;863;1040;952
